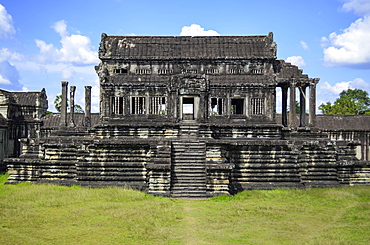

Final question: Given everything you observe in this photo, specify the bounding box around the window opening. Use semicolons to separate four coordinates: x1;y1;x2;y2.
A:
136;69;151;75
250;98;265;115
112;97;124;115
231;98;244;115
181;69;198;74
131;97;146;114
251;69;263;74
211;98;223;115
205;69;219;74
150;97;166;114
114;68;128;74
158;69;173;75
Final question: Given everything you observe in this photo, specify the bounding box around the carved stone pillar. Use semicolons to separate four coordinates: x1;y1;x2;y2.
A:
299;85;307;127
69;86;76;127
281;85;288;127
85;86;92;128
60;81;68;127
289;82;296;127
309;81;317;127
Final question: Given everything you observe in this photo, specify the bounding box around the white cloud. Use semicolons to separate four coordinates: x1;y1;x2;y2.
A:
0;74;11;84
52;20;68;37
180;24;220;36
323;15;370;67
300;41;308;50
35;20;99;65
320;81;352;95
62;67;76;79
0;48;23;62
318;78;370;102
342;0;370;16
286;56;306;68
0;4;15;39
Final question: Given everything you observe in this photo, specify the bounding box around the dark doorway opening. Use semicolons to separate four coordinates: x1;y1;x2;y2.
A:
231;98;244;115
182;97;194;120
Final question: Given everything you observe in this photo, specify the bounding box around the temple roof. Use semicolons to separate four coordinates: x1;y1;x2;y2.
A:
315;115;370;131
274;60;313;82
276;114;370;131
41;113;100;128
12;92;43;107
99;33;277;60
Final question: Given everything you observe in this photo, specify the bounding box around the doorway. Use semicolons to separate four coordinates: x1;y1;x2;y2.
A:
182;97;194;120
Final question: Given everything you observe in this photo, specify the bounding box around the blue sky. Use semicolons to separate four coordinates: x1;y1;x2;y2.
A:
1;0;370;112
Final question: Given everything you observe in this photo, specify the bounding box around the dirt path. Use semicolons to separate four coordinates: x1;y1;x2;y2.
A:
182;200;206;245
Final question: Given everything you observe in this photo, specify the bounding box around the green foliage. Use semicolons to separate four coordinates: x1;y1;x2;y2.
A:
74;104;84;113
54;95;84;113
320;88;370;115
0;174;369;244
53;94;63;112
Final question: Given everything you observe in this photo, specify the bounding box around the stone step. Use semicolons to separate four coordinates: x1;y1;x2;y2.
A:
172;166;206;170
172;160;205;163
171;187;206;192
172;161;205;165
172;172;205;177
172;153;205;156
171;193;207;199
172;166;205;170
172;141;205;145
172;180;206;185
171;151;205;155
171;187;207;193
172;162;205;165
172;178;206;183
172;162;205;166
172;145;204;149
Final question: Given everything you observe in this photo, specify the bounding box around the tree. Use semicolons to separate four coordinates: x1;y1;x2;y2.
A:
319;88;370;115
74;104;84;113
54;95;84;113
54;95;63;112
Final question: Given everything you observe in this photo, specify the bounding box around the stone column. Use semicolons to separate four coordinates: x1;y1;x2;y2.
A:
309;81;317;127
299;85;306;127
85;86;92;128
289;82;296;127
69;86;76;127
281;85;288;127
60;81;68;127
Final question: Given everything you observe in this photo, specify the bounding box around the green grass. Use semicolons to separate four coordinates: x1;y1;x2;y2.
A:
0;174;369;245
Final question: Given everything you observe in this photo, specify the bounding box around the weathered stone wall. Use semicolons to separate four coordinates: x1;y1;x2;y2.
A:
228;142;301;192
5;124;370;197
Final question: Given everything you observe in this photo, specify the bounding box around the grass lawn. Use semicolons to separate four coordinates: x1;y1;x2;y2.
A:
0;173;369;245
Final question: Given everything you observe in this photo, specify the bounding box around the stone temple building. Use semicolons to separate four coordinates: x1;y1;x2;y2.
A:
4;33;370;198
0;89;48;164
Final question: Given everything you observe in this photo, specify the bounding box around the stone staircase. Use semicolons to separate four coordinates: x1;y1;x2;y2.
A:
350;167;370;185
179;123;199;137
171;140;207;198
